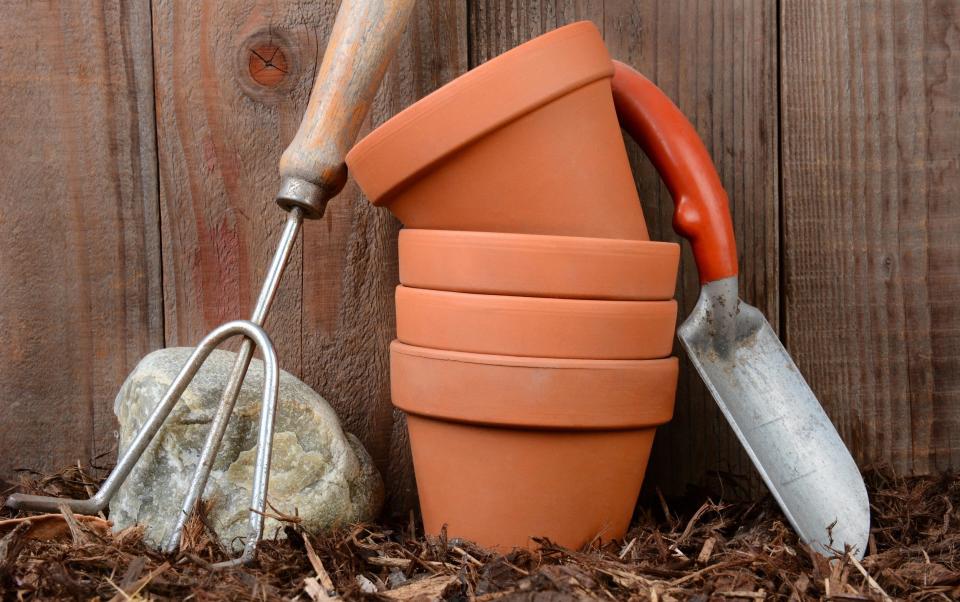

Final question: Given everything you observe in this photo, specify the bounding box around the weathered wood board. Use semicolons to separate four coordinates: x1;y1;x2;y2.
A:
781;0;960;474
152;0;312;374
470;0;781;496
152;0;467;514
0;1;163;482
609;0;781;497
299;1;468;515
1;0;958;512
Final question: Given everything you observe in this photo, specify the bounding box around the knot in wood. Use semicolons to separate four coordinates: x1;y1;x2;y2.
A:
236;30;299;101
248;43;288;87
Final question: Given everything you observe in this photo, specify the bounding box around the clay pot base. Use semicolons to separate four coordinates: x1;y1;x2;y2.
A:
408;415;655;550
396;286;677;360
399;229;679;300
393;342;677;550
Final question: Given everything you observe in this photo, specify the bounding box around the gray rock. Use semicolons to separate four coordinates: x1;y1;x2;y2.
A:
109;347;383;550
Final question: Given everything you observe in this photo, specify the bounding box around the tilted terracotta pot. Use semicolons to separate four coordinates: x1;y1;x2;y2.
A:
345;22;648;240
398;230;680;300
391;342;677;549
395;286;677;360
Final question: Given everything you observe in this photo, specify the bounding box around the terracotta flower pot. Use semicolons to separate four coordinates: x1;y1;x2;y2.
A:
396;286;677;360
398;229;680;300
391;342;678;549
345;22;648;240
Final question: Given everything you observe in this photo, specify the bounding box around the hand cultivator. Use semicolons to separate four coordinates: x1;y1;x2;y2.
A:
6;0;415;567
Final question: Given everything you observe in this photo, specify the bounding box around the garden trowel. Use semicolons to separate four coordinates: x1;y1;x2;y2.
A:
611;62;870;559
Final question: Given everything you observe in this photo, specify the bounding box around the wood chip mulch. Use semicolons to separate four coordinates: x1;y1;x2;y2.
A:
1;466;957;600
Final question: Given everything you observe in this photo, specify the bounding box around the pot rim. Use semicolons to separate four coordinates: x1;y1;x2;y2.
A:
391;339;676;369
391;341;678;429
395;285;678;359
396;284;679;313
399;230;680;300
345;21;612;205
399;229;680;256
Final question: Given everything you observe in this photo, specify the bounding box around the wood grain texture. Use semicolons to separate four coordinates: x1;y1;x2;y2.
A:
468;0;780;497
153;0;466;514
152;0;319;381
781;0;960;473
300;1;468;515
0;1;162;481
5;0;957;512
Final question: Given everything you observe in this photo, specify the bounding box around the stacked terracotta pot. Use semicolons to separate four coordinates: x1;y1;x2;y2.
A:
346;22;680;550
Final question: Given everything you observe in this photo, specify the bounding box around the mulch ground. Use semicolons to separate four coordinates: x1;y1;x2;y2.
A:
1;466;957;601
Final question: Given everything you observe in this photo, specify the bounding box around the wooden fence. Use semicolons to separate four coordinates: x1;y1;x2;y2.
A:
1;0;957;513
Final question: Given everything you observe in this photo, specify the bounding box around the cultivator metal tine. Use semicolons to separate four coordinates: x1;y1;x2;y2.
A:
6;320;280;567
162;337;258;555
159;327;281;568
7;209;303;567
4;322;256;516
159;320;280;568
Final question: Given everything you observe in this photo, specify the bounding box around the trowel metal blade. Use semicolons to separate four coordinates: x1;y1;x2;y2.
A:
678;277;870;559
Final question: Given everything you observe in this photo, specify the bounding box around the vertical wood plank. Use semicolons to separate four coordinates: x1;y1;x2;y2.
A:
0;0;162;481
300;1;469;515
152;0;316;377
781;0;960;473
611;0;780;497
154;0;468;515
468;0;602;64
467;0;780;496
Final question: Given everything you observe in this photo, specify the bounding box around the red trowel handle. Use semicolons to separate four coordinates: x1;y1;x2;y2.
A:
611;61;738;284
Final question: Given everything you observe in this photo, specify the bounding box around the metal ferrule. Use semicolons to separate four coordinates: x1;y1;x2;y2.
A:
275;176;329;220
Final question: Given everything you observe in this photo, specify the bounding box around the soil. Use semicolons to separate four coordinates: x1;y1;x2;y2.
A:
1;465;957;601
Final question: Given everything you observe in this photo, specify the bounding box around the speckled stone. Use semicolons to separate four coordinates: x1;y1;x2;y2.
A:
109;348;383;550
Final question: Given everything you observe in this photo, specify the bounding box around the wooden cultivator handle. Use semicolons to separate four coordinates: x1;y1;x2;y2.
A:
277;0;415;219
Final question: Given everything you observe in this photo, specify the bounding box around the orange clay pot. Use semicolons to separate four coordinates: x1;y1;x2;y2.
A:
398;230;680;300
391;342;678;549
345;22;648;240
395;286;677;360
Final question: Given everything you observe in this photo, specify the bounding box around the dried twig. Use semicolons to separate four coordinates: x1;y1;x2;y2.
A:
0;466;954;600
697;536;716;564
304;534;336;595
57;503;88;546
718;590;765;599
106;561;169;602
847;551;891;601
304;576;334;601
